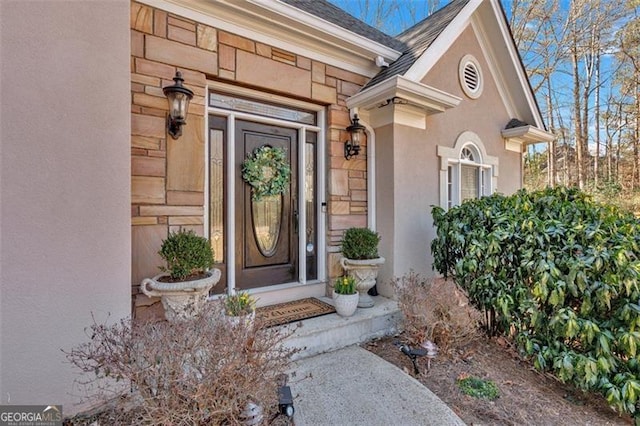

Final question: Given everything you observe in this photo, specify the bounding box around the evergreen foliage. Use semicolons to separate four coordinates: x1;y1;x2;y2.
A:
432;186;640;415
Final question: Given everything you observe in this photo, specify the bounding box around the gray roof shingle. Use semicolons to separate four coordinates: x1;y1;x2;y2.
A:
281;0;471;91
363;0;470;89
280;0;405;51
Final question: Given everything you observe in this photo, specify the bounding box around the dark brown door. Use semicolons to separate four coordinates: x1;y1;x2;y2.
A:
235;120;298;289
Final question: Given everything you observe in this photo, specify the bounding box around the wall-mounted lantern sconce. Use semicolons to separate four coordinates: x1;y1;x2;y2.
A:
163;71;194;140
344;114;365;160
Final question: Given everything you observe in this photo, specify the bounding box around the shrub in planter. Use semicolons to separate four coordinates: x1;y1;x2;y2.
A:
431;186;640;416
339;227;384;308
340;227;380;260
159;229;214;281
141;229;220;321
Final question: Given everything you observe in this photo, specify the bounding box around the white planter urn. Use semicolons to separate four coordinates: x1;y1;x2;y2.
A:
141;269;221;322
340;257;385;308
332;290;359;317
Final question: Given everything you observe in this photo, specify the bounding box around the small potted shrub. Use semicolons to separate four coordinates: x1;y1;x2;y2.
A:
141;229;221;322
222;291;257;327
339;227;385;308
332;275;359;317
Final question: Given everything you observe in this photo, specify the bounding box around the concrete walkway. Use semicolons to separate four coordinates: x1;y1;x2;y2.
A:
288;345;465;426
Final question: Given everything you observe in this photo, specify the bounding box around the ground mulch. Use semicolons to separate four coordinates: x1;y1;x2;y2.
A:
364;333;633;425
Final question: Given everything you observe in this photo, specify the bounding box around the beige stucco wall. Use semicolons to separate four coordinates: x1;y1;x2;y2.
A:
374;24;524;287
0;0;131;413
422;25;523;195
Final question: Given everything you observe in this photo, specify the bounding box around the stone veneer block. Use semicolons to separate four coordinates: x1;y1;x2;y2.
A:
146;35;217;74
219;45;236;71
135;58;176;80
197;25;217;51
154;10;167;38
330;169;349;196
168;25;196;45
312;61;325;83
349;178;367;190
139;205;204;216
351;190;367;201
168;16;195;31
132;216;159;226
132;156;165;177
339;80;362;97
219;31;254;52
131;73;161;86
256;43;271;57
132;176;165;204
133;92;167;111
329;214;367;230
132;135;161;150
131;30;144;57
330;156;367;171
132;113;165;138
330;201;350;215
236;50;311;98
328;252;344;278
131;3;153;34
325;65;368;86
167;114;204;192
169;216;204;225
132;224;167;285
167;191;204;205
312;82;336;104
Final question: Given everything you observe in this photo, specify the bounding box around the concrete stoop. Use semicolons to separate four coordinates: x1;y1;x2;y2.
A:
279;295;401;361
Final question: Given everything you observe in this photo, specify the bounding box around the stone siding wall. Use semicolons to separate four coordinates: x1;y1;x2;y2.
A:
130;1;369;314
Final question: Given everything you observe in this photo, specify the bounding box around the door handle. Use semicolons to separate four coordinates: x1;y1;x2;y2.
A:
293;209;299;234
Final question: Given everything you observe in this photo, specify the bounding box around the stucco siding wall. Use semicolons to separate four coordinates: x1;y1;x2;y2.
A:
0;0;131;412
422;25;522;194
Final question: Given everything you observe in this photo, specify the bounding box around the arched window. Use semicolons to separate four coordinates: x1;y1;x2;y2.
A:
438;132;498;209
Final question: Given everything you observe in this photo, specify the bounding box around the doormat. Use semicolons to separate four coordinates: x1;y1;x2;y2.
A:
256;297;335;328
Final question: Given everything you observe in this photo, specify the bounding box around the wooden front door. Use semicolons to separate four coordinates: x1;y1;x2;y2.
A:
235;120;298;289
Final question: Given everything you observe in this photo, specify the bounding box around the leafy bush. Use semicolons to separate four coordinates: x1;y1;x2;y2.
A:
392;272;480;354
456;374;499;400
65;305;297;424
431;186;640;415
159;229;214;280
340;227;380;260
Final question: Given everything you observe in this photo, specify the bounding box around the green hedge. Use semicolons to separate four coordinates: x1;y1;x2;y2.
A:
431;186;640;415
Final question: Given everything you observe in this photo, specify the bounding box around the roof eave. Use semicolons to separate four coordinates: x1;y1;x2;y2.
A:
501;125;555;152
347;75;461;114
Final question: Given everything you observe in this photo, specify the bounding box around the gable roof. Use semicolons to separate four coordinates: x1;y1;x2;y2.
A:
363;0;470;90
280;0;405;51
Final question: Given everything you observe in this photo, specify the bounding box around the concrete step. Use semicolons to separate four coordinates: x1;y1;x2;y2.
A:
279;295;402;360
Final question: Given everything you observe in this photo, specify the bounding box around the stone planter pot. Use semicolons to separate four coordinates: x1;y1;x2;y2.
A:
332;290;359;317
340;257;385;308
140;269;221;322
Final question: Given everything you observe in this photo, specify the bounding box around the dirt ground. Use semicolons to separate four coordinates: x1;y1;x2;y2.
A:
363;333;633;426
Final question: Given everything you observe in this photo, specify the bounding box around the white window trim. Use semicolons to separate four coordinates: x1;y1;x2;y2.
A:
437;131;498;209
204;81;327;296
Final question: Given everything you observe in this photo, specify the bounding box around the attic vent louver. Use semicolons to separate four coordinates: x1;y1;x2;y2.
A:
459;55;483;99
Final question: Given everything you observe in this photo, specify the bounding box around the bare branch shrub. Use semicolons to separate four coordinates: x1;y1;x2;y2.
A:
65;304;298;425
392;272;481;354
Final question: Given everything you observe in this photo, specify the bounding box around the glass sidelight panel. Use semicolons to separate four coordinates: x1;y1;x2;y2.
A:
305;132;317;280
209;129;224;263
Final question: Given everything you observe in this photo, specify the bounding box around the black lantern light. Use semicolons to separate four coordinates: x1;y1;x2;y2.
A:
344;114;366;160
163;71;194;140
